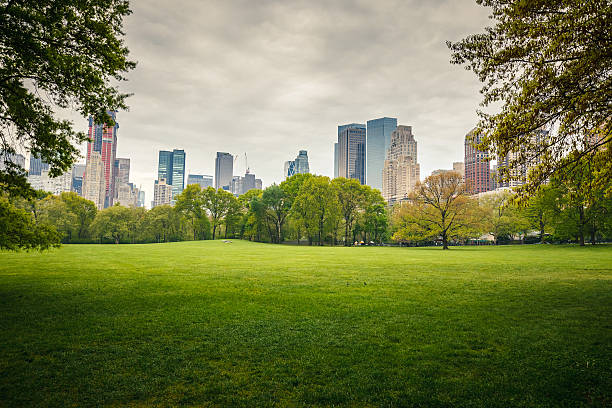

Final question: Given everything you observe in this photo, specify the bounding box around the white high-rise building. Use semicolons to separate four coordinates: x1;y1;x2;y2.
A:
153;178;173;207
83;151;106;210
116;183;139;207
382;125;420;203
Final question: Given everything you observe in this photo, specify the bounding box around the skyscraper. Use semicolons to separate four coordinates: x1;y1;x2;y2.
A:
215;152;233;190
86;112;118;207
116;183;138;207
158;150;173;184
230;170;259;196
284;150;310;179
137;190;145;208
71;164;86;196
115;158;130;186
28;155;49;176
157;149;186;199
187;174;213;189
337;123;366;184
295;150;309;174
382;125;420;203
464;128;491;194
171;149;185;198
284;160;296;179
366;117;397;190
333;142;338;178
153;178;173;207
83;151;106;210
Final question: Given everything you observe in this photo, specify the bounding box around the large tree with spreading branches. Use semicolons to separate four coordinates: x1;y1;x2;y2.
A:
0;0;135;197
448;0;611;197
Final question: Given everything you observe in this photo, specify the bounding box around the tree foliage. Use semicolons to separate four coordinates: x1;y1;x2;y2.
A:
448;0;611;196
479;190;529;244
0;196;60;250
202;187;235;239
393;172;476;249
90;204;132;244
0;0;135;197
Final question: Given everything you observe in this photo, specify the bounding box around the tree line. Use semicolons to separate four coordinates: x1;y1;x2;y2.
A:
392;157;612;249
2;164;610;250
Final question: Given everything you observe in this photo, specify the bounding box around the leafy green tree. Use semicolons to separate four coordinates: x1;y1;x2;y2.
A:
144;205;182;243
282;173;313;244
245;192;269;242
360;186;389;244
549;153;612;245
448;0;611;196
202;187;234;239
0;196;60;250
393;172;477;249
479;190;529;244
59;192;97;240
175;184;210;240
237;189;263;241
293;176;339;246
90;204;132;244
525;184;559;243
126;206;147;243
223;194;242;239
38;195;77;243
0;0;135;196
262;184;291;244
332;178;364;245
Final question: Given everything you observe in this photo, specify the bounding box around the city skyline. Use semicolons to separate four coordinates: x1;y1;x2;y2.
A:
40;0;489;200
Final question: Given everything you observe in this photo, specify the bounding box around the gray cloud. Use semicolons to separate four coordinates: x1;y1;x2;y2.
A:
76;0;491;200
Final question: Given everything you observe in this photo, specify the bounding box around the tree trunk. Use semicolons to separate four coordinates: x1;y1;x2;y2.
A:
591;226;596;245
344;221;349;246
539;217;545;243
578;206;585;246
442;231;449;250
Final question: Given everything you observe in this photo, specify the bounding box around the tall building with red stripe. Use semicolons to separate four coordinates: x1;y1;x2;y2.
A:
86;111;119;208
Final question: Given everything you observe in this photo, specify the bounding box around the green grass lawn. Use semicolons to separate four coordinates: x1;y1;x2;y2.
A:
1;241;611;407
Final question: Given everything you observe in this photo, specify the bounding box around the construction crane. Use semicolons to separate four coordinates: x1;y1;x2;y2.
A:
233;152;249;174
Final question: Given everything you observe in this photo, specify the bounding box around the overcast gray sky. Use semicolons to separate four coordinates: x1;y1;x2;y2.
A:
77;0;491;200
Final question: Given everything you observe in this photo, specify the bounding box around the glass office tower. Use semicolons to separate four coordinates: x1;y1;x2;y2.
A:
157;149;186;200
337;124;366;184
171;149;185;198
366;117;397;190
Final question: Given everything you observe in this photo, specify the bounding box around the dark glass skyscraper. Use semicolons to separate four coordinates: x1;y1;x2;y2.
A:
338;123;366;184
158;151;173;184
157;149;186;199
171;149;185;198
215;152;233;190
366;117;397;190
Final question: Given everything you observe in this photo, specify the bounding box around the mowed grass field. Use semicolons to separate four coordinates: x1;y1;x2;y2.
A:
0;242;611;407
